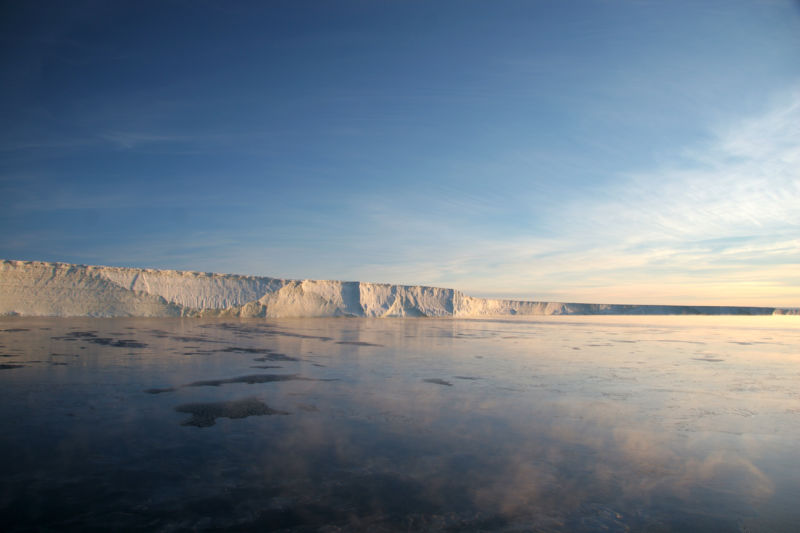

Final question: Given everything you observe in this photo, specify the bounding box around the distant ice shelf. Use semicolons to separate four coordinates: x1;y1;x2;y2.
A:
0;260;795;318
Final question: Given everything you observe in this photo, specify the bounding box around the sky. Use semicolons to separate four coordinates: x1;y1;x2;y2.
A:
1;0;799;306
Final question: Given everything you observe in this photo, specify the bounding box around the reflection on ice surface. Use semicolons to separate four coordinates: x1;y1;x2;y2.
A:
0;316;799;531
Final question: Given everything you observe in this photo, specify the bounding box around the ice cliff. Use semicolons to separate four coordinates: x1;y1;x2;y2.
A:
0;260;791;318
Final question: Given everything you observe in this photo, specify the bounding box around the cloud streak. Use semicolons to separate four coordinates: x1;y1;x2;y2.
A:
304;90;800;306
489;91;800;305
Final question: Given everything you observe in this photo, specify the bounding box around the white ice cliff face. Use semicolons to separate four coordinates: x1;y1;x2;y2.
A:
97;266;285;309
0;260;788;317
0;261;181;317
255;280;458;318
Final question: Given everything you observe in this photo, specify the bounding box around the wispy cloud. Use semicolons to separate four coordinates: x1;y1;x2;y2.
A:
483;90;800;305
98;131;195;150
307;90;800;306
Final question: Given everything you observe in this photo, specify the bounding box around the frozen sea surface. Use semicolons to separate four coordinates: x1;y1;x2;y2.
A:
0;316;799;532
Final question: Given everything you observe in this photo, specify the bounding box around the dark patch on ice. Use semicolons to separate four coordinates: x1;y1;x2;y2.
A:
0;363;24;370
335;341;384;347
0;353;20;358
145;387;177;394
454;376;480;380
296;403;319;412
92;338;147;348
212;322;334;341
187;374;309;387
692;357;724;363
51;331;147;348
171;335;220;344
146;373;334;394
220;346;273;354
1;328;30;332
251;365;282;369
180;347;235;356
50;362;68;366
175;397;289;427
272;330;334;341
252;353;299;362
424;378;453;387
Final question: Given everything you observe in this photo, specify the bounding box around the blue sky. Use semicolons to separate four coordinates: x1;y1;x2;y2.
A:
1;0;799;306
